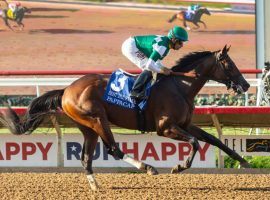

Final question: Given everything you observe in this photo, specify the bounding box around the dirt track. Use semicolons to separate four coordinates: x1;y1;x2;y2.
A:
0;1;256;95
0;2;255;71
0;172;269;199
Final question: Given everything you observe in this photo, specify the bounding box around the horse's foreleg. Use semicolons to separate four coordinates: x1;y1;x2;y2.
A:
159;124;199;173
77;123;99;191
199;20;207;29
192;22;200;30
18;24;24;31
16;19;24;31
187;124;250;168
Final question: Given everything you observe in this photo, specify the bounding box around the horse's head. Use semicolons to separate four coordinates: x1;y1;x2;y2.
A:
22;7;31;14
209;45;250;94
171;45;250;95
198;7;211;16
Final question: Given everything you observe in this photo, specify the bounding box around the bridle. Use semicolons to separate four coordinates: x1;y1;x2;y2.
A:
205;52;240;91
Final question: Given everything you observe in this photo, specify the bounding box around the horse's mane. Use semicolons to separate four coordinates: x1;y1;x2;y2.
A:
171;51;213;72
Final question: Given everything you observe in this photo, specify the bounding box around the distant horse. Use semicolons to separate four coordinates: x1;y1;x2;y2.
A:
168;7;211;30
0;6;31;31
0;45;250;191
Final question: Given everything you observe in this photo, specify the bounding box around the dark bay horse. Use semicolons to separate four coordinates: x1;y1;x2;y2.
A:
1;6;31;31
0;45;250;191
168;7;211;30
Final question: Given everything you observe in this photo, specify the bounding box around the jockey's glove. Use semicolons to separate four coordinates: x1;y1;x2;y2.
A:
161;66;172;76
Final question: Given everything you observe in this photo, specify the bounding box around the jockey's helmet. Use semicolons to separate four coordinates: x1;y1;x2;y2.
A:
168;26;188;42
15;1;21;6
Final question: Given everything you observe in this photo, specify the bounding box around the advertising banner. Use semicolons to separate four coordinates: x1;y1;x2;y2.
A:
64;134;215;168
221;135;270;156
0;133;216;168
0;134;57;167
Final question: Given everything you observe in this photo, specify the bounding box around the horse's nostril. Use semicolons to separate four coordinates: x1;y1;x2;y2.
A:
242;83;250;92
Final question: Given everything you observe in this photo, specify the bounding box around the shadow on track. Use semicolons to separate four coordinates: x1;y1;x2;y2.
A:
112;187;153;190
30;7;79;12
25;15;67;19
28;29;114;34
235;187;270;192
197;30;255;34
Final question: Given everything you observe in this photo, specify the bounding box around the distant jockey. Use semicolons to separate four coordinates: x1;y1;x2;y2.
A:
7;1;21;19
185;3;201;20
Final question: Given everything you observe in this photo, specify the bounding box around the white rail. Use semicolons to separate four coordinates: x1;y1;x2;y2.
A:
0;77;259;99
0;78;260;86
0;78;78;86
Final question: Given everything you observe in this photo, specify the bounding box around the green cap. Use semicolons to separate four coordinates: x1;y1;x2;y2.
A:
168;26;188;41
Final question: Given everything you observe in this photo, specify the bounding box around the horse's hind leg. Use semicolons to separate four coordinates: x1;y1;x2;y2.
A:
88;108;158;175
76;123;99;191
187;124;250;168
183;20;190;31
168;14;177;23
63;100;158;180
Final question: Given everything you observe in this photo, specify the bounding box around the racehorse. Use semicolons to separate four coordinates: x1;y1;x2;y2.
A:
0;6;31;31
0;45;250;191
168;7;211;30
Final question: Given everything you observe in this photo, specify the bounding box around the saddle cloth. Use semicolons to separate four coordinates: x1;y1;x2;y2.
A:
103;69;152;110
7;9;15;19
184;11;194;20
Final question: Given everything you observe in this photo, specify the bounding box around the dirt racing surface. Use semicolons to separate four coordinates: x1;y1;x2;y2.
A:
0;1;255;96
0;172;270;199
0;2;255;72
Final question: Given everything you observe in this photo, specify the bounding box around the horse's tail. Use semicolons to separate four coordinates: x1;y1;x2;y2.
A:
168;14;177;23
0;89;64;135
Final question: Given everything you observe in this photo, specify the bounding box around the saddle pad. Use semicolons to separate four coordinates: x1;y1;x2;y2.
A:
7;9;15;19
103;69;151;110
184;11;194;20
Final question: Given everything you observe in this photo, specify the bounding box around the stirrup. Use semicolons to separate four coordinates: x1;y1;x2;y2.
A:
130;92;147;101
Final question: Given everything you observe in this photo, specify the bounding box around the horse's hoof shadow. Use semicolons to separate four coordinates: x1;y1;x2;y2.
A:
240;162;251;168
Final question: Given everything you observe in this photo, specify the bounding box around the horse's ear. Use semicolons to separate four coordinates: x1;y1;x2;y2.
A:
226;45;231;52
222;45;228;54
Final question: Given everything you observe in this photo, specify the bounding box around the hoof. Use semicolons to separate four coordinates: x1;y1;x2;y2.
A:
240;162;251;168
87;174;99;191
171;165;186;174
145;165;159;175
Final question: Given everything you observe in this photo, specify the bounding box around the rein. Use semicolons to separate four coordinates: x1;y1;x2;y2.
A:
172;52;234;90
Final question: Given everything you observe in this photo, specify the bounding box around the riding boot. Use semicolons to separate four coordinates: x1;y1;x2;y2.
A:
130;70;152;100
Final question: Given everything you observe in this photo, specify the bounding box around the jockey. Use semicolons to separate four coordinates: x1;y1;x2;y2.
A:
186;3;201;20
122;26;195;101
7;1;20;19
188;3;201;13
